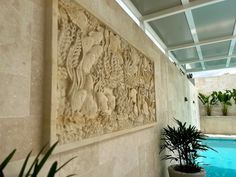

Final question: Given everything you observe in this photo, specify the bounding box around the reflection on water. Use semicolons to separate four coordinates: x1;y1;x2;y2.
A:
200;139;236;177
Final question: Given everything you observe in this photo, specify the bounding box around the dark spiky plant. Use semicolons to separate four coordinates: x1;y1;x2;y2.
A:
0;149;16;177
0;141;76;177
217;91;232;116
160;119;214;173
198;93;217;116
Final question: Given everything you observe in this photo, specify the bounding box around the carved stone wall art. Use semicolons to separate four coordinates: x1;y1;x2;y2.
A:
50;0;156;150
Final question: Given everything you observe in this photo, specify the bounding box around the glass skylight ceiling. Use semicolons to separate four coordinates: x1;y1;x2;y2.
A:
118;0;236;75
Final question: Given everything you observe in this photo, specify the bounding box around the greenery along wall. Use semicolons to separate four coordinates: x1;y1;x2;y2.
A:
198;89;236;116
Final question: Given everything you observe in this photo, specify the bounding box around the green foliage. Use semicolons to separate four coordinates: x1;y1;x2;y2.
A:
0;142;76;177
198;92;217;106
217;91;232;116
160;119;214;173
198;93;210;105
198;93;217;116
230;89;236;104
198;89;236;116
217;91;232;106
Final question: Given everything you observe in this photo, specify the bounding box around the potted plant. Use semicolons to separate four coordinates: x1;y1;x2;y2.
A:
160;119;214;177
216;91;232;116
198;93;217;116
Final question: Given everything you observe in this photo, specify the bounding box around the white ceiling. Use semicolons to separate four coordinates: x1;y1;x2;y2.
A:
117;0;236;76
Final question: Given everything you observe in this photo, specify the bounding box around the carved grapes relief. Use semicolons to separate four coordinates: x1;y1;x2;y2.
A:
56;0;156;145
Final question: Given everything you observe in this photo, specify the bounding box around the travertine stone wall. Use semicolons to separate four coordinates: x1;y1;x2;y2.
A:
56;0;156;145
195;74;236;116
155;54;200;177
0;0;199;177
0;1;32;118
0;0;45;158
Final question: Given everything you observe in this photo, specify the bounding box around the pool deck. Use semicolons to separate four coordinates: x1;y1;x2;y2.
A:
206;134;236;140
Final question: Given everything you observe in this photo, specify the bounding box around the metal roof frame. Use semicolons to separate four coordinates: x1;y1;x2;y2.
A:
117;0;236;74
168;35;236;52
142;0;224;22
118;0;186;72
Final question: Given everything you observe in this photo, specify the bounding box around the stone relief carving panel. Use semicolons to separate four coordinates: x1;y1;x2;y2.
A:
56;0;156;145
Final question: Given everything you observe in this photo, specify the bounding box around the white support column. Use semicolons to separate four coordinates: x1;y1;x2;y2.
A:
181;0;205;70
119;0;167;53
226;21;236;67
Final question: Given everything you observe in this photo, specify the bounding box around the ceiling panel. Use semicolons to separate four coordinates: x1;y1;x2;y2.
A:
121;0;236;74
233;45;236;54
201;41;230;58
230;58;236;65
192;0;236;41
172;47;198;62
204;59;227;68
130;0;181;16
149;13;193;47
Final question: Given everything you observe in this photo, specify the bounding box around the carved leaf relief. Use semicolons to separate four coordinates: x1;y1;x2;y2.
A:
56;0;156;144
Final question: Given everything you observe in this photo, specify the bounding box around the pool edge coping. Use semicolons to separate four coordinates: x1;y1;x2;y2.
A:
206;134;236;140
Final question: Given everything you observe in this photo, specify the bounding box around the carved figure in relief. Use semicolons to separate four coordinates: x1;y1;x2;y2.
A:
129;88;138;116
56;0;156;144
96;88;116;116
104;88;116;112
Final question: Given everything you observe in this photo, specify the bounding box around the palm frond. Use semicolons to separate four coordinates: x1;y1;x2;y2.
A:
160;119;215;169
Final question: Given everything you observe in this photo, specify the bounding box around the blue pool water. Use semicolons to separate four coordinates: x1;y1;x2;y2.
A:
199;138;236;177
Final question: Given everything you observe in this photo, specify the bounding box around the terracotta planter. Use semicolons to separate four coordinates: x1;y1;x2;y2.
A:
168;165;206;177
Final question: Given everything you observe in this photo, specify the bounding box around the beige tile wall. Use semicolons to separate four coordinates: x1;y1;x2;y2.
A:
0;0;199;177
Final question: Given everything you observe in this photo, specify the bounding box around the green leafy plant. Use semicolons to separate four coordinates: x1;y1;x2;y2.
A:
0;142;76;177
160;119;214;173
217;91;232;116
198;93;217;116
230;89;236;104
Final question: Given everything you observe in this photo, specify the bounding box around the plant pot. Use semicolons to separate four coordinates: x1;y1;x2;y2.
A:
168;165;206;177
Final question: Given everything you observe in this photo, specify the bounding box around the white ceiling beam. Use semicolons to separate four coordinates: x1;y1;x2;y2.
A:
226;21;236;67
186;63;236;73
118;0;166;51
118;0;186;73
142;0;225;22
168;51;185;70
182;0;205;70
144;23;167;53
117;0;142;25
180;54;236;65
168;35;236;52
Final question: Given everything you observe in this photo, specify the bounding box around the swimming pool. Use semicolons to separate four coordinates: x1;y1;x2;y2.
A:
200;138;236;177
